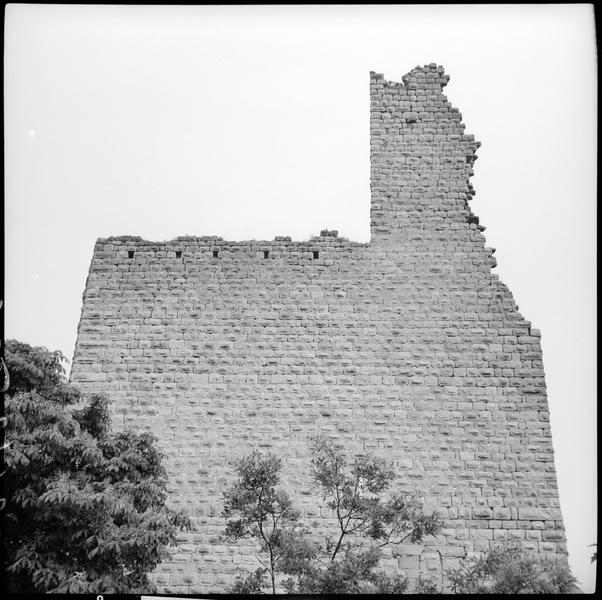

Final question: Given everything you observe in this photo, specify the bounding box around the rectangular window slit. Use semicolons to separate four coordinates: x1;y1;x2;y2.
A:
313;250;319;259
128;250;134;259
175;251;182;258
263;250;269;259
213;250;219;258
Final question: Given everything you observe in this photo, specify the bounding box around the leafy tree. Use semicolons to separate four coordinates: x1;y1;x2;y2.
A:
414;575;441;594
4;339;79;404
227;567;268;593
3;339;189;593
447;542;577;594
311;435;442;552
223;435;442;593
222;451;300;593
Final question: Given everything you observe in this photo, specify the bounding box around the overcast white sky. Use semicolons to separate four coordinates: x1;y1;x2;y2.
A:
4;4;596;592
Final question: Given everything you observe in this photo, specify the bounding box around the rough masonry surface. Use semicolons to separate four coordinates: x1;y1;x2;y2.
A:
70;64;567;593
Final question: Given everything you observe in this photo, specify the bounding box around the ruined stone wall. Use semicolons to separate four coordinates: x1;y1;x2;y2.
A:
70;64;567;594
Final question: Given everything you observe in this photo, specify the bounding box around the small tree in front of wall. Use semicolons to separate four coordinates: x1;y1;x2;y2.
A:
222;436;443;593
222;452;300;594
447;542;577;594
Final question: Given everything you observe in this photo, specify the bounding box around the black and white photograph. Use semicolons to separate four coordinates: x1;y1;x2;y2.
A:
2;4;596;595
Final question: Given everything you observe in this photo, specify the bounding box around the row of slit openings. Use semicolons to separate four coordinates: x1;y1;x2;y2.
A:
126;250;321;259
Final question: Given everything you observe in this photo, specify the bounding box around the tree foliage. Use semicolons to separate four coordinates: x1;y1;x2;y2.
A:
447;542;577;594
223;452;300;593
223;435;443;593
3;339;189;593
227;567;267;594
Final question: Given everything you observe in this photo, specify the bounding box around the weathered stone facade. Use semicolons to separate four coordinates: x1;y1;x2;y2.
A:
71;64;567;593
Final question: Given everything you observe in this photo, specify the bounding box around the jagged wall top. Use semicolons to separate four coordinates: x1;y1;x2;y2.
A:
370;64;481;241
100;64;481;249
401;63;450;88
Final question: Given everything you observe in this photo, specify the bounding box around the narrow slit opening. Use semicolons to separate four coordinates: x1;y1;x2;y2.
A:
313;250;319;259
128;250;134;259
175;251;182;259
263;250;269;259
213;250;219;258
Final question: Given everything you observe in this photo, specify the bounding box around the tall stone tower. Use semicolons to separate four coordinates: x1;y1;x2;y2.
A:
71;64;567;593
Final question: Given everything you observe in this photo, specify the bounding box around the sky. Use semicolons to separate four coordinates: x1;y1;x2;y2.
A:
3;4;597;592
